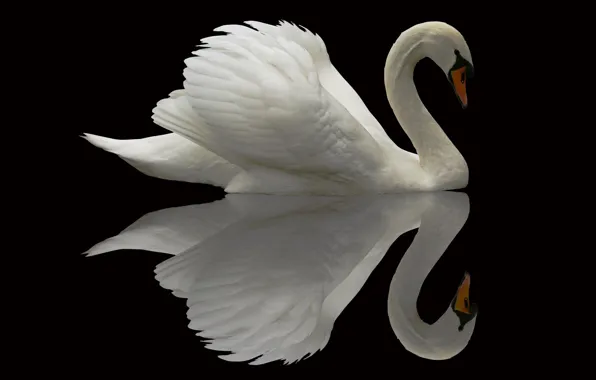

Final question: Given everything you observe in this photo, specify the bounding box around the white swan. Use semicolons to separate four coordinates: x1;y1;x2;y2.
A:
83;21;474;195
84;191;475;364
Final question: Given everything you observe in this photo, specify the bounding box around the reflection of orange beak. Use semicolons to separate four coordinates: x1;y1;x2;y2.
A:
454;272;471;314
450;67;468;108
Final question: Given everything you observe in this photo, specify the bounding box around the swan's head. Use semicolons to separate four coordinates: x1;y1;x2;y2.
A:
418;22;474;108
445;49;474;108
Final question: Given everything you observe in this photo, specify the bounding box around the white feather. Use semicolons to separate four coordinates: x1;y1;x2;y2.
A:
83;90;241;187
160;22;388;195
82;198;238;256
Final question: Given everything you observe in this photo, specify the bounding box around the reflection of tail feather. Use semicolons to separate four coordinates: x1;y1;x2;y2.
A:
82;200;238;257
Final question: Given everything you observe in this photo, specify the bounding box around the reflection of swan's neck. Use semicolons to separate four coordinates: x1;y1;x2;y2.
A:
384;28;466;178
390;195;469;307
387;192;472;360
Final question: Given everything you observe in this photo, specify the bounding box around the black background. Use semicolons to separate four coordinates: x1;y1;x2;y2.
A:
58;3;517;375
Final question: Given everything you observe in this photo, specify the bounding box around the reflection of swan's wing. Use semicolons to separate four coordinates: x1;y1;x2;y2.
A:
83;199;238;256
154;195;420;365
388;191;474;360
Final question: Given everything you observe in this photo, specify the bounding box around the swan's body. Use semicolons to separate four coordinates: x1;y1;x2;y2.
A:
84;191;475;364
83;21;474;195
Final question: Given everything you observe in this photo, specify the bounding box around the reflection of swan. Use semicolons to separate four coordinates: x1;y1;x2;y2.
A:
84;191;475;364
83;21;474;195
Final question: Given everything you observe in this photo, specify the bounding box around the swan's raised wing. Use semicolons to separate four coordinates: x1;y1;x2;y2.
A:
157;22;386;189
154;195;410;365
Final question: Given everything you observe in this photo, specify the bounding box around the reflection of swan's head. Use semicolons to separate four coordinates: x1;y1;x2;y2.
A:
453;272;478;333
401;22;474;107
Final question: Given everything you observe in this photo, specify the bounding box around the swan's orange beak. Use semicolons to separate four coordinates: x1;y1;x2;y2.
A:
450;66;468;109
454;272;472;314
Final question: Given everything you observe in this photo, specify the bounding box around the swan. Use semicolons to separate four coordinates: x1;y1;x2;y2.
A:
82;21;474;195
83;191;475;364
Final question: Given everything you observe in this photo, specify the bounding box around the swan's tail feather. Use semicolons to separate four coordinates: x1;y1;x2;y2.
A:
82;91;241;188
151;89;216;155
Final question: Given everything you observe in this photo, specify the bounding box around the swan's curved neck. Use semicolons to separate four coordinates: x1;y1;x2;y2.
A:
384;32;466;178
